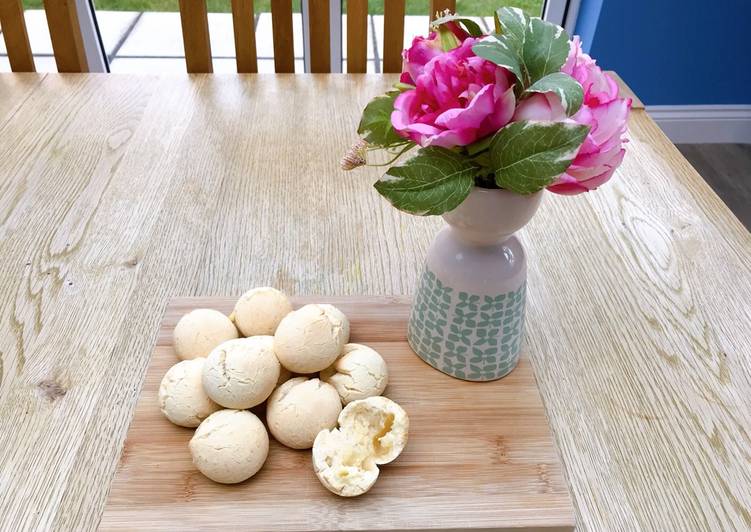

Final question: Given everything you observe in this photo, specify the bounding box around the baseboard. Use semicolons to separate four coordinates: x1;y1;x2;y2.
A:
647;105;751;144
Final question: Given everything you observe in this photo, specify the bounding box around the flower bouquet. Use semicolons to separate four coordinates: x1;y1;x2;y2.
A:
343;7;631;382
343;7;631;213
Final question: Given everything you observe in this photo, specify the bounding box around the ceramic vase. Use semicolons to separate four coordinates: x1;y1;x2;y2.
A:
407;187;543;381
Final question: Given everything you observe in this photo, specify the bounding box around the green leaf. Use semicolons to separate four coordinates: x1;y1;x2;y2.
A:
496;7;528;51
431;14;484;37
374;147;478;215
471;151;492;172
471;37;523;83
484;8;570;90
490;121;590;194
357;92;408;148
525;72;583;116
466;134;495;156
522;17;570;84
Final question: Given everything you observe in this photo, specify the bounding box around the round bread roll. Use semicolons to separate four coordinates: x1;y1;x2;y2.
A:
173;309;238;360
320;344;388;404
202;337;281;409
312;427;379;497
266;377;341;449
189;410;269;484
158;358;220;427
313;396;409;497
249;335;291;386
274;304;350;373
232;287;292;336
338;396;409;464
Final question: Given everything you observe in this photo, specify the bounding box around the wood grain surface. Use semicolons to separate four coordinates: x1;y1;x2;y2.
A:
0;72;44;119
607;71;644;109
100;297;574;531
0;73;749;531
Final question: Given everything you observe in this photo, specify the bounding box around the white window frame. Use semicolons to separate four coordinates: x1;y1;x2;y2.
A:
543;0;582;34
76;0;108;72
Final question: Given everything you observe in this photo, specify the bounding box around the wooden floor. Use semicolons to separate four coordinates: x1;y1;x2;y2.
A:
677;143;751;230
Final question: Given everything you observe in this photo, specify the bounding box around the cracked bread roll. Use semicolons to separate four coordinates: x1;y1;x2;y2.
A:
232;287;293;336
312;427;379;497
320;344;388;404
266;377;341;449
254;335;292;385
313;396;409;497
274;304;350;373
202;336;281;409
189;409;269;484
173;308;239;360
158;358;220;427
338;396;409;465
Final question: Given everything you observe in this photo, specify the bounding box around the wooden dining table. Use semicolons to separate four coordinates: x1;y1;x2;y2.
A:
0;72;749;531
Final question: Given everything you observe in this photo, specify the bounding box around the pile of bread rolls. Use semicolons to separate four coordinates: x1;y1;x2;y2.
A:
158;287;409;497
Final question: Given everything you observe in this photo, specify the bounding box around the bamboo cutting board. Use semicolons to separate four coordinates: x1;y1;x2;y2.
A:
100;296;574;531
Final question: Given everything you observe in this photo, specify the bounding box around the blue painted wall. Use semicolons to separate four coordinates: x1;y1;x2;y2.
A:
574;0;751;105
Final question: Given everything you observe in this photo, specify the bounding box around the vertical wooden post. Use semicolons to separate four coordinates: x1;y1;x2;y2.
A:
178;0;213;73
308;0;330;73
430;0;456;19
382;0;405;73
0;0;35;72
346;0;367;73
44;0;88;72
270;0;294;73
231;0;257;73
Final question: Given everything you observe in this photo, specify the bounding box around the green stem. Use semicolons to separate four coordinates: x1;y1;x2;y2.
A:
365;144;413;167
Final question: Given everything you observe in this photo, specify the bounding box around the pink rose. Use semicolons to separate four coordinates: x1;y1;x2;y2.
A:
512;92;567;122
514;90;630;195
399;24;471;85
391;38;516;149
547;98;631;194
399;33;443;85
562;36;618;106
538;36;631;195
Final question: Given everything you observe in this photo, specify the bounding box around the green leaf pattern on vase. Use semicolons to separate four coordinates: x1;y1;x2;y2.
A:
408;268;526;381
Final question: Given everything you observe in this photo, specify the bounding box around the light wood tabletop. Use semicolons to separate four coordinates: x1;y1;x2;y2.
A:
0;73;749;531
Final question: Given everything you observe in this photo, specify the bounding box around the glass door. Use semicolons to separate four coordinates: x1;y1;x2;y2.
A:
326;0;575;75
1;0;579;73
